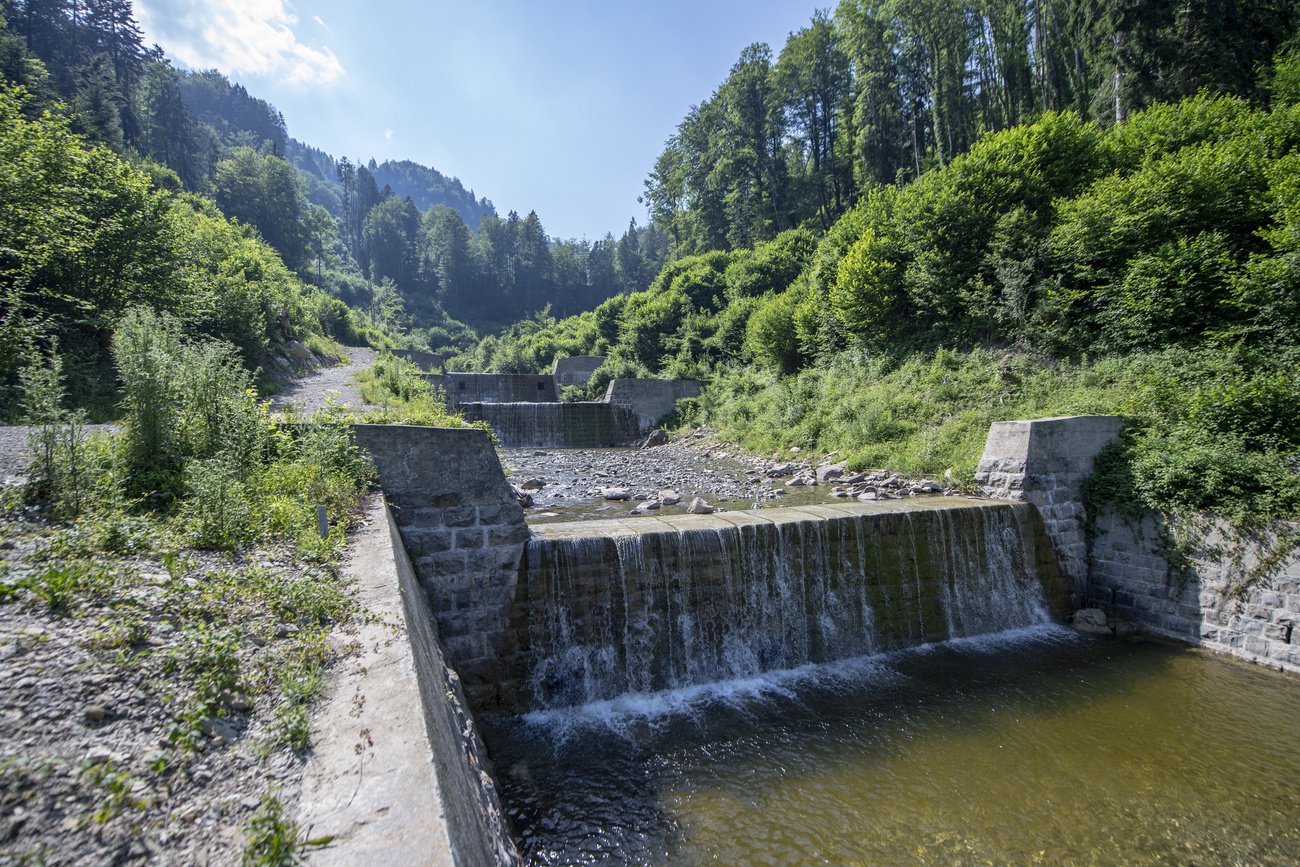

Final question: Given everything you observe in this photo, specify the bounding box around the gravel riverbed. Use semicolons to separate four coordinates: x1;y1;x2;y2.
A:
503;426;964;524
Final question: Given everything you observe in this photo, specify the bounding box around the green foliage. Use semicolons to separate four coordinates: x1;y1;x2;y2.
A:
19;348;95;515
242;792;326;866
353;352;469;427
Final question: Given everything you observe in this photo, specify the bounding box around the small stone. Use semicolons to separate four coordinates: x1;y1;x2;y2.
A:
601;488;631;501
659;490;681;506
1072;608;1113;635
85;705;107;722
858;492;879;501
0;540;14;550
218;691;253;713
687;498;714;515
519;478;546;491
273;624;299;639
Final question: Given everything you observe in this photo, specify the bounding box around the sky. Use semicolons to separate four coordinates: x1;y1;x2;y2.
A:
132;0;830;241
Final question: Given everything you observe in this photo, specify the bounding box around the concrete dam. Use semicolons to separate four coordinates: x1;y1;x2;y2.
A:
336;417;1300;865
432;357;702;448
519;500;1067;710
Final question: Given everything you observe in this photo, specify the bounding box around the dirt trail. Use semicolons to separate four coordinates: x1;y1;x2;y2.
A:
268;347;377;415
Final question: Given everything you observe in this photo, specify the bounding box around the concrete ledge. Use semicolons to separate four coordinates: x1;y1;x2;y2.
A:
298;497;520;866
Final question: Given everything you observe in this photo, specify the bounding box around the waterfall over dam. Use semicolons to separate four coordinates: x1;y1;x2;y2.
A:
513;499;1068;711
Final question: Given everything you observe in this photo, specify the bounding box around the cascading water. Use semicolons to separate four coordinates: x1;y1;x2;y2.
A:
518;501;1063;710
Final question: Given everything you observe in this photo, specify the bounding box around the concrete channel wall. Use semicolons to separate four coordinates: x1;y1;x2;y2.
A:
298;493;519;866
975;414;1300;672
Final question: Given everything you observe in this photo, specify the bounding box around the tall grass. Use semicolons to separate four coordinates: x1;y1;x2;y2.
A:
700;346;1300;523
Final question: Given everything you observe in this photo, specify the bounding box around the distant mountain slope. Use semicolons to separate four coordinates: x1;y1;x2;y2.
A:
370;159;495;229
177;70;496;230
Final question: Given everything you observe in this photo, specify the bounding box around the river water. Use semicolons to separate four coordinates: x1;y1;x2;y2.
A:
481;629;1300;865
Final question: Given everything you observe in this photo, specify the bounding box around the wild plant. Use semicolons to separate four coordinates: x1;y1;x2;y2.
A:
19;347;92;516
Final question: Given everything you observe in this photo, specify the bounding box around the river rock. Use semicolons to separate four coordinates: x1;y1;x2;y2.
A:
659;490;681;506
641;429;669;449
817;463;847;483
511;485;535;508
1072;608;1113;635
519;478;546;491
687;498;714;514
601;488;631;500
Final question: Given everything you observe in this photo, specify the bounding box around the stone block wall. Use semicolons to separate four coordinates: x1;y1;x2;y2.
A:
974;415;1125;605
1087;512;1300;673
349;425;531;714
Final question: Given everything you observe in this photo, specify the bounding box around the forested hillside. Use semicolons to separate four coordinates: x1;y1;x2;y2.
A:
0;0;664;370
646;0;1293;254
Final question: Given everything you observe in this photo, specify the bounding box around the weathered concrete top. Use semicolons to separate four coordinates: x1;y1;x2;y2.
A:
603;378;703;430
552;356;606;387
977;415;1125;482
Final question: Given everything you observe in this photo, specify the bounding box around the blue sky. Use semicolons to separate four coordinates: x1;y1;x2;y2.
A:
133;0;829;240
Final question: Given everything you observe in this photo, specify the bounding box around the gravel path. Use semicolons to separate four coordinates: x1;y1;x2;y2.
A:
268;347;377;415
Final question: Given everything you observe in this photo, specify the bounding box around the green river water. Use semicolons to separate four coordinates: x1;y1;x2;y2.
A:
482;628;1300;865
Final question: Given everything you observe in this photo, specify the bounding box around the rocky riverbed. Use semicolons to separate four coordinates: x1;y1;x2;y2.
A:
503;426;966;524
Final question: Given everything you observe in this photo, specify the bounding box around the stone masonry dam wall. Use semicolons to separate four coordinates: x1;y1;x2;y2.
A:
446;376;703;449
976;415;1300;673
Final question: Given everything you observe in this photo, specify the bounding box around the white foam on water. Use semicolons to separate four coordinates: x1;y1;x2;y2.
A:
520;623;1073;740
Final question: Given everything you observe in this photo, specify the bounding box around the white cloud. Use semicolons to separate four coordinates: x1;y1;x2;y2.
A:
136;0;344;86
385;129;393;140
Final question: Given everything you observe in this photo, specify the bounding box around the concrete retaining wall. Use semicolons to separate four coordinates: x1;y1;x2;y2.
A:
975;414;1300;672
604;378;702;431
551;356;606;388
298;494;519;866
349;425;531;716
443;373;558;404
